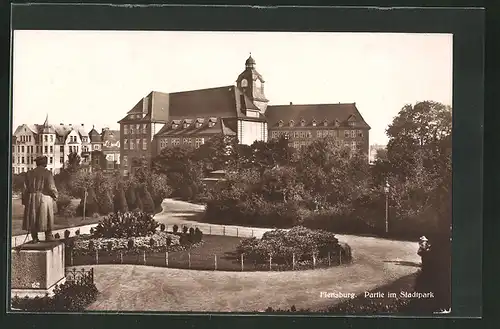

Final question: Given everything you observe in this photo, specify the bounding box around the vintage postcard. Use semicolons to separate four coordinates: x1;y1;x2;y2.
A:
9;29;454;315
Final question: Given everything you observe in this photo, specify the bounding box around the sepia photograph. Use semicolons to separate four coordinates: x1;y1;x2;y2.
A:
9;30;453;315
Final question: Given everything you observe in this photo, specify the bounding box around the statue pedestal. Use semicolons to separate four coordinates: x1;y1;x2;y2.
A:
11;241;66;298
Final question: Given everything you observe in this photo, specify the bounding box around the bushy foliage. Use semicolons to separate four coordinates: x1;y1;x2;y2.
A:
139;185;155;214
92;211;159;239
12;173;26;193
76;187;99;217
237;226;343;265
11;279;98;312
56;191;72;215
113;184;129;213
125;184;137;210
173;224;179;233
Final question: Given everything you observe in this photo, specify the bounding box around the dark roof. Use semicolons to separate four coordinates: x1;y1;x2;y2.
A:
168;85;256;119
89;128;102;143
265;103;371;129
118;91;170;123
120;86;262;125
155;117;236;137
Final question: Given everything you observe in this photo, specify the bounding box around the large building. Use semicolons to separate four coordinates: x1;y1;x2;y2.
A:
12;115;91;174
89;127;121;172
117;55;370;175
266;103;370;155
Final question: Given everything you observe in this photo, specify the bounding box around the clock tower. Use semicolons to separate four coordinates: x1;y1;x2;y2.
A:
236;54;269;113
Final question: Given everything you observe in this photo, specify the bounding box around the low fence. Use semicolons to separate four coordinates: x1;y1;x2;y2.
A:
66;248;349;272
65;267;95;285
161;223;276;239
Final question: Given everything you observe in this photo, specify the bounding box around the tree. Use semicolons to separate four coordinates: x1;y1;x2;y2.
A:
76;187;99;217
140;185;155;214
12;173;26;193
377;101;452;236
113;183;129;213
65;152;81;174
70;170;95;219
193;134;239;173
250;136;295;174
125;183;137;210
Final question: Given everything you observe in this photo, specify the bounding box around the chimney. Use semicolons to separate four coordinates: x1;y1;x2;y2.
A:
59;123;63;125
289;102;293;105
69;124;72;126
81;123;84;126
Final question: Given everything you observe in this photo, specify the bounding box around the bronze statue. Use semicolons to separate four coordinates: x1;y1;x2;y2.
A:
22;156;58;242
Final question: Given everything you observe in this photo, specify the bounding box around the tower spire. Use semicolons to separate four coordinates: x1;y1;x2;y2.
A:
43;113;49;126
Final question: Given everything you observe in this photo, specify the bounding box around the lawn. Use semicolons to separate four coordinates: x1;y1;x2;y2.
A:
11;197;102;236
69;235;341;271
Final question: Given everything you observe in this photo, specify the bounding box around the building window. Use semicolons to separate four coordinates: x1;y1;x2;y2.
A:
124;139;128;149
195;138;205;148
50;135;54;142
293;141;300;148
278;120;284;127
136;124;141;133
28;135;31;142
44;135;48;142
323;120;328;126
348;121;355;127
49;157;53;164
143;139;147;150
350;130;356;138
44;146;48;153
357;130;363;137
21;157;25;164
195;122;202;128
300;119;306;127
312;120;317;127
130;139;135;150
60;157;64;163
50;146;53;153
172;138;180;146
21;146;24;152
344;130;350;138
130;125;135;134
143;124;148;134
136;139;140;150
351;141;357;150
124;125;129;135
293;131;300;139
289;120;295;127
30;156;33;164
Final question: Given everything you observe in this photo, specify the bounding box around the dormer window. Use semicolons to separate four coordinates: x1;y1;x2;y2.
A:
323;119;328;126
195;118;204;128
300;119;306;127
171;122;179;129
312;119;317;127
208;117;217;128
278;120;284;127
183;122;189;129
289;120;295;127
334;119;340;127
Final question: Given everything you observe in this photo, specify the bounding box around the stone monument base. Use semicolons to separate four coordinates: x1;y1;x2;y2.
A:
11;241;66;299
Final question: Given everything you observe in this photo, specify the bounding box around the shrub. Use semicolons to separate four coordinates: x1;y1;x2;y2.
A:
75;229;80;236
237;226;343;265
90;227;95;235
76;188;99;217
149;238;155;247
88;240;95;251
54;233;61;240
127;239;134;249
113;185;129;213
11;279;99;312
194;227;203;242
64;230;71;239
125;185;137;209
97;191;114;215
179;234;189;245
173;224;179;233
160;223;166;232
56;192;72;215
178;185;193;201
92;211;159;239
107;241;113;251
135;189;144;211
140;186;155;214
182;226;188;234
166;236;172;246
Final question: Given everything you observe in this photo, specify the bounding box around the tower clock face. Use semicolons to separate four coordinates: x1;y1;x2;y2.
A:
241;79;248;87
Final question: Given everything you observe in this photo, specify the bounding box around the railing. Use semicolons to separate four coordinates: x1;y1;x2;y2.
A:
65;267;94;285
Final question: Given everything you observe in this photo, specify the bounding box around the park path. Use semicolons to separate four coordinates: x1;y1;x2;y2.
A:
153;198;279;238
81;198;421;312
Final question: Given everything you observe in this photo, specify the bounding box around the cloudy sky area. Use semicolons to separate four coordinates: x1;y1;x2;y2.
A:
12;31;452;145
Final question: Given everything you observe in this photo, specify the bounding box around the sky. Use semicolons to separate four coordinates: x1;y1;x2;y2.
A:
12;31;452;145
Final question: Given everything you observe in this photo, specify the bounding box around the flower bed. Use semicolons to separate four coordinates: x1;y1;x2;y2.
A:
71;231;180;252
